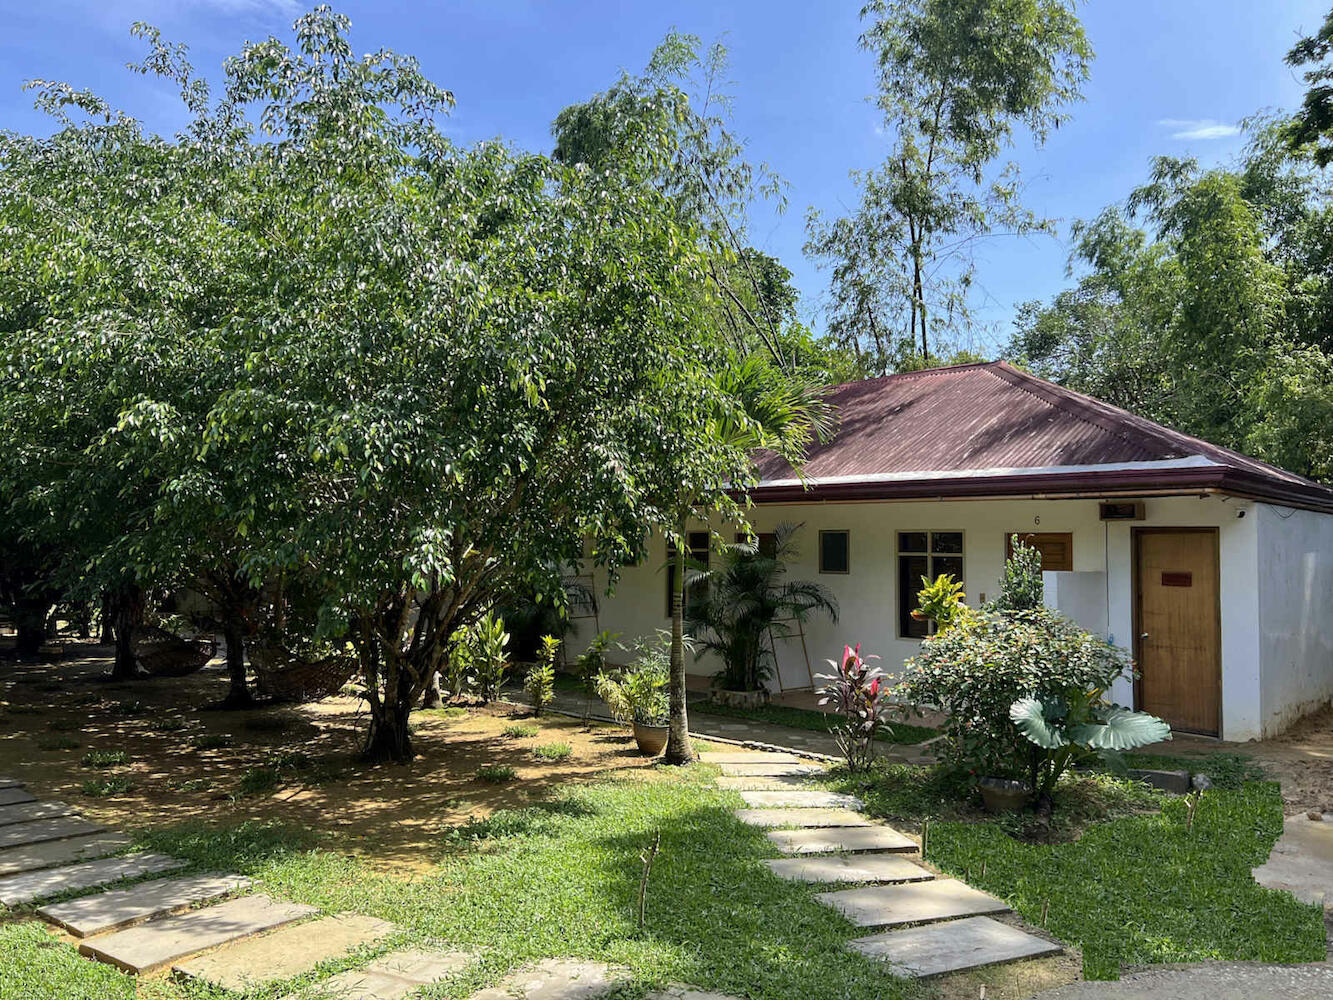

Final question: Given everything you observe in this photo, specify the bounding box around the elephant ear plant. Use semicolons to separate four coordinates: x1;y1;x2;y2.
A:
1010;689;1171;808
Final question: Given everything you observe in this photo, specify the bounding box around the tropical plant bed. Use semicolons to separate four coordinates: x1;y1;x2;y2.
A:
691;699;938;745
824;756;1322;981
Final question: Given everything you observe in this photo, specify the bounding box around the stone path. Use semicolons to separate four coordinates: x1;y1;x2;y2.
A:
0;800;78;826
80;893;318;973
175;912;395;992
39;871;252;936
0;777;740;1000
0;786;37;806
0;852;184;906
698;749;1063;980
1253;812;1333;905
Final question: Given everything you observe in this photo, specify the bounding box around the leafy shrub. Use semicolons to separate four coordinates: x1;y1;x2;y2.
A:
167;777;214;793
82;776;135;797
503;723;539;739
150;717;188;733
817;644;895;772
47;718;82;732
474;612;510;703
237;766;282;797
525;635;558;716
686;522;837;692
532;743;572;762
596;632;670;726
912;573;973;633
113;700;146;716
1011;691;1170;804
899;607;1131;779
193;733;235;751
574;630;619;717
987;535;1044;612
80;749;128;769
476;763;518;783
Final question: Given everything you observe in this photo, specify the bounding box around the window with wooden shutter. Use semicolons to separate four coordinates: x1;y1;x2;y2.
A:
1005;532;1074;572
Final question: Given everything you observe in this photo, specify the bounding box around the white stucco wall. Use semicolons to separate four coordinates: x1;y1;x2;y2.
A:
1256;502;1333;736
580;492;1288;740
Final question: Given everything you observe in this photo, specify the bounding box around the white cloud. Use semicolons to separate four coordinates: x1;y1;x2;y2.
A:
1158;118;1241;141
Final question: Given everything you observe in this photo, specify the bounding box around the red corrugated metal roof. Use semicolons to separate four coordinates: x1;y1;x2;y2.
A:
750;361;1333;512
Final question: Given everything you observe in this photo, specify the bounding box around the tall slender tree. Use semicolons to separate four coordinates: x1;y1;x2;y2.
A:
807;0;1090;372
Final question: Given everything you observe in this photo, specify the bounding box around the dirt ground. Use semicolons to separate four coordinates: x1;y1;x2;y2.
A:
1139;705;1333;816
0;641;658;871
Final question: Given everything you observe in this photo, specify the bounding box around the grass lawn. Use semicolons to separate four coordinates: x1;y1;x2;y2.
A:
1;770;926;1000
831;758;1324;981
691;699;939;745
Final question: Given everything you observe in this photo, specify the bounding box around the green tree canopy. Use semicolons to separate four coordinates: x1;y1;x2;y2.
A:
0;7;787;760
1007;119;1333;481
807;0;1090;372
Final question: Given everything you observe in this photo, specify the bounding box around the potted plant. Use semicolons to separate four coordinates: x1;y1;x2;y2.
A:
687;522;838;707
595;633;670;756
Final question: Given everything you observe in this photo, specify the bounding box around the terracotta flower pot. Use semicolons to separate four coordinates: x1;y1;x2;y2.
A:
632;722;669;757
978;777;1030;813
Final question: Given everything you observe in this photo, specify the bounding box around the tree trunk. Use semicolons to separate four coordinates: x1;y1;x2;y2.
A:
365;674;415;763
663;519;696;765
421;670;442;709
109;586;144;680
98;592;114;644
220;623;254;709
13;601;50;657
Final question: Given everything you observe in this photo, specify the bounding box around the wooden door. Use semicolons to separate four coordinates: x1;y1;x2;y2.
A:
1134;529;1221;736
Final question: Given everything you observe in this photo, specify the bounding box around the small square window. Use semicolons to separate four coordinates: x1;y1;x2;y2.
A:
819;530;849;574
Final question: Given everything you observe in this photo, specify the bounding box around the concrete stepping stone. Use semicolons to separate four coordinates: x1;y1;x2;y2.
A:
0;833;132;877
0;778;22;789
0;788;36;807
718;762;824;777
0;816;103;850
468;958;624;999
816;878;1009;928
763;854;934;884
282;947;476;999
735;808;871;828
648;989;745;1000
39;872;251;936
739;790;863;809
1253;812;1333;905
0;800;78;827
0;851;185;906
174;912;396;991
715;774;819;790
699;752;803;764
79;893;317;973
849;915;1061;977
768;826;917;855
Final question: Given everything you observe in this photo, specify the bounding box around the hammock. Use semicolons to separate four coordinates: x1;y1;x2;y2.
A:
131;625;217;678
247;641;357;703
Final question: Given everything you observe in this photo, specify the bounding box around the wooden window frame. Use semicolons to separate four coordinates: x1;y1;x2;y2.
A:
896;530;965;640
1005;531;1074;573
818;530;850;575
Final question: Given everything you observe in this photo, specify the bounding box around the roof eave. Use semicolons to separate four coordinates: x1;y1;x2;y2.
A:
743;466;1333;514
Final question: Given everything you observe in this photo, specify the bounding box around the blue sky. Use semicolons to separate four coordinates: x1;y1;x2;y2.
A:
1;1;1326;351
